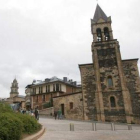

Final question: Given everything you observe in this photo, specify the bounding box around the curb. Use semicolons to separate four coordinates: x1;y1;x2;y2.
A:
22;126;45;140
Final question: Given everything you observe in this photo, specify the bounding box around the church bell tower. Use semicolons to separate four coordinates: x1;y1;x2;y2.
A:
91;4;113;42
91;4;133;123
10;78;19;98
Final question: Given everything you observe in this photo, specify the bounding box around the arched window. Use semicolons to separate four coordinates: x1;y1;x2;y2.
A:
110;96;116;107
107;76;113;87
104;27;110;41
96;28;102;42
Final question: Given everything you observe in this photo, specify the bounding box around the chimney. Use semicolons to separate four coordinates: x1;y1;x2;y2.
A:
63;77;67;82
45;78;50;82
73;81;77;86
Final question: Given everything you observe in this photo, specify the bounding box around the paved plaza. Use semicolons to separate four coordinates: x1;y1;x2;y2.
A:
39;117;140;140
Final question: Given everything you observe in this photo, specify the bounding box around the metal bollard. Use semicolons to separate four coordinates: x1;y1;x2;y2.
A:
70;123;72;131
92;122;96;131
70;123;74;131
128;124;132;130
111;122;115;131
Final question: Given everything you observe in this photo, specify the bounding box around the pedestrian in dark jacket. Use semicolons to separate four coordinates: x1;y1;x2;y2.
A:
54;110;58;120
34;107;39;120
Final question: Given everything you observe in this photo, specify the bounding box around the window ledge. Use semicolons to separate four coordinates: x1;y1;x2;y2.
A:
107;86;114;90
110;107;117;109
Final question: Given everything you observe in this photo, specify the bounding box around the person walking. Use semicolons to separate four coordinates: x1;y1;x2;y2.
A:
37;107;39;120
54;110;58;120
34;107;39;120
58;109;62;120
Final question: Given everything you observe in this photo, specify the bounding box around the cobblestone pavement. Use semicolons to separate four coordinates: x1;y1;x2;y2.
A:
38;117;140;140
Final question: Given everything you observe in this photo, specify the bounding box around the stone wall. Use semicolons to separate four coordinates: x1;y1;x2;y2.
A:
39;107;54;116
97;46;121;91
96;45;126;122
79;43;140;124
79;64;97;120
103;91;126;123
122;59;140;123
53;92;83;120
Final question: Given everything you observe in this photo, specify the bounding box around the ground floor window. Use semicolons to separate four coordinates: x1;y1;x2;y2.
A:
42;95;45;102
70;102;73;109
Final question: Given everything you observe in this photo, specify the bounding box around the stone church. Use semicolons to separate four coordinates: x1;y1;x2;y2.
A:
79;4;140;123
53;4;140;124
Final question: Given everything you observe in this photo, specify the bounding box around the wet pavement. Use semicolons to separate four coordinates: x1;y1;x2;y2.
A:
38;117;140;140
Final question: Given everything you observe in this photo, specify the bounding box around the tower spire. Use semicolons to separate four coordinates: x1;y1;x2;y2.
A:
91;4;113;42
93;4;108;22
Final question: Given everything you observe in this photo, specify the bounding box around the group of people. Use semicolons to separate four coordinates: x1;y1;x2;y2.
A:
20;107;63;120
20;107;39;120
54;109;62;120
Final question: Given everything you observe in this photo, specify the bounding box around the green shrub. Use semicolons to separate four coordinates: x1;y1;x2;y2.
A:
43;102;53;108
0;103;41;140
0;113;23;140
0;113;41;140
0;103;13;113
16;113;41;134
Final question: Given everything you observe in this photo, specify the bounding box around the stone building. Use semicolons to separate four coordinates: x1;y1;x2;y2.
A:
79;4;140;123
53;92;83;120
25;77;81;110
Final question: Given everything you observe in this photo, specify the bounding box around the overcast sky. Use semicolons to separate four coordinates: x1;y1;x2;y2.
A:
0;0;140;98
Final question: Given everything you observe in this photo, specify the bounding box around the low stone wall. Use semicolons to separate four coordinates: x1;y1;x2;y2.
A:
39;107;54;116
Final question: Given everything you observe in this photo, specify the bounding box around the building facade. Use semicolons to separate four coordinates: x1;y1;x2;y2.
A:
79;4;140;123
26;77;81;110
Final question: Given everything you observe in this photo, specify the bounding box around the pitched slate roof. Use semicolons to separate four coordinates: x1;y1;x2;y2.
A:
26;76;79;88
93;4;108;22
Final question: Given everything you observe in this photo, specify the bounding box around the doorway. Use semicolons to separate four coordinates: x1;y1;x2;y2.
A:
61;104;65;115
